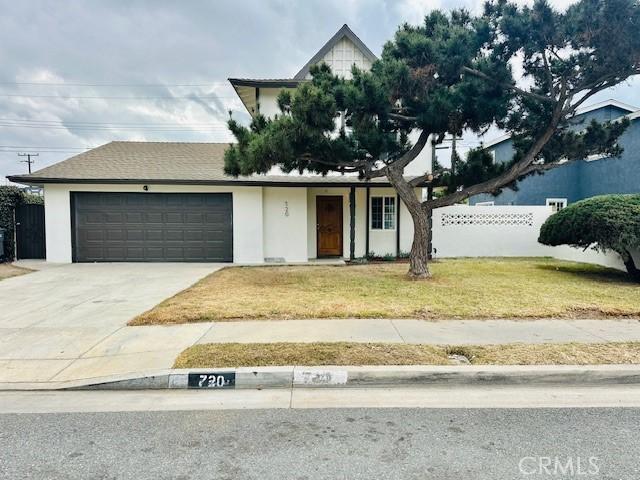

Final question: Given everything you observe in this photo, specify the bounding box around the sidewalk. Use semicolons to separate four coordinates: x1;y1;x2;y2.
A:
2;318;640;387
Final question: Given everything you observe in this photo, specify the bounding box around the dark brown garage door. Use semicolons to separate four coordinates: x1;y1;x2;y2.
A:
72;192;233;262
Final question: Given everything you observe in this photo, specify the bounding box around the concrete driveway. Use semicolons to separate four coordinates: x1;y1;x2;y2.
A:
0;262;223;385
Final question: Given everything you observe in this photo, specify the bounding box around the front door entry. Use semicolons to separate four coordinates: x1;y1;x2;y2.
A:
316;196;343;257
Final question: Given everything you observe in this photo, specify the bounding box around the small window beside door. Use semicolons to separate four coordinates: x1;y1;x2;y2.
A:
546;198;567;212
371;196;396;230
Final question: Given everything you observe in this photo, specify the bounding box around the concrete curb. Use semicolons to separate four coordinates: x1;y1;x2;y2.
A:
1;365;640;391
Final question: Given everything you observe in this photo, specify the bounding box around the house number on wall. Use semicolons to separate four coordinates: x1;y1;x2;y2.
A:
284;201;290;217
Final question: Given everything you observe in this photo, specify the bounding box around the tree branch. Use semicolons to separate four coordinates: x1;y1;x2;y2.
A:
389;112;418;122
408;173;434;187
426;102;566;209
297;154;368;170
362;130;431;180
462;66;556;104
541;49;556;96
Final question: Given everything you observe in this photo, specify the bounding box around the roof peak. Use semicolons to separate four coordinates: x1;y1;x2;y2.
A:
293;24;377;80
574;98;638;116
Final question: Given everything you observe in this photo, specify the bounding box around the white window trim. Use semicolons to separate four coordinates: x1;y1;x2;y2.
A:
370;195;397;231
546;198;567;212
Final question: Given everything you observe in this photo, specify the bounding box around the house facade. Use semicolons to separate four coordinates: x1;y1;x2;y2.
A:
470;100;640;209
7;25;431;264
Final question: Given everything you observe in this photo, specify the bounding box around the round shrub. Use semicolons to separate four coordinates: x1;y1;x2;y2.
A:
538;194;640;280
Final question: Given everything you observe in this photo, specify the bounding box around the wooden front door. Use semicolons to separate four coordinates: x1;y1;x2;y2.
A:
316;196;343;257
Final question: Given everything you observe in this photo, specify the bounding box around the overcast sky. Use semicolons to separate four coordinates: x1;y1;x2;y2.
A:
2;0;639;181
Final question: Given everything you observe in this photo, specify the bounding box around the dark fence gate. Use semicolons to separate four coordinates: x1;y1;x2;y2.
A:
15;204;45;259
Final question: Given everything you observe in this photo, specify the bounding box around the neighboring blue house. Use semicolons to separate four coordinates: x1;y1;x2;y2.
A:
470;100;640;210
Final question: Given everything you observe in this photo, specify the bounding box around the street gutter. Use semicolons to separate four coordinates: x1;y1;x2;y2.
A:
1;364;640;391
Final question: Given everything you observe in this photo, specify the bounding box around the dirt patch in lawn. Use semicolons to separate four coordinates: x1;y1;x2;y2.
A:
0;263;32;281
132;258;640;325
174;341;640;368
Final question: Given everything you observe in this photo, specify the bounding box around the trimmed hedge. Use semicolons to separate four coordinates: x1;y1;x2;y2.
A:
0;186;43;261
539;194;640;280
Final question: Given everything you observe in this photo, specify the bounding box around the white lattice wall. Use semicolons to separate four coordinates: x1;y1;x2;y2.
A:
432;205;629;271
440;211;534;227
432;206;551;258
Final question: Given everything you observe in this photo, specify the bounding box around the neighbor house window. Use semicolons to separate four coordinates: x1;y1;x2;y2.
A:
546;198;567;212
475;201;495;206
371;196;396;230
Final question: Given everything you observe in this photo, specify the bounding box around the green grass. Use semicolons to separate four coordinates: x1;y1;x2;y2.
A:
131;258;640;325
174;341;640;368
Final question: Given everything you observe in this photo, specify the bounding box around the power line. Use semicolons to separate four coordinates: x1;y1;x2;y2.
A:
0;124;231;132
0;81;232;87
0;149;89;154
0;119;230;126
0;145;91;149
0;93;238;100
0;119;232;131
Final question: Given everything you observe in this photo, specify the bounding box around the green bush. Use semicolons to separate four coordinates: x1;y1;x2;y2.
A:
0;186;43;261
538;194;640;280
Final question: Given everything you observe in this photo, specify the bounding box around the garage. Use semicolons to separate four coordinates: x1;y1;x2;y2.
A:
71;192;233;262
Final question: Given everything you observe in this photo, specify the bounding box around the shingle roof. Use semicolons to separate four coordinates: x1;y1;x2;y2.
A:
7;141;411;187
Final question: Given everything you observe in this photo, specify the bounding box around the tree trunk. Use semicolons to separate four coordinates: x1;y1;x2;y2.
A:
623;250;640;282
407;204;431;279
386;167;431;279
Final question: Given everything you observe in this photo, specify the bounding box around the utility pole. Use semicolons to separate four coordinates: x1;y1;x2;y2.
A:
18;153;38;174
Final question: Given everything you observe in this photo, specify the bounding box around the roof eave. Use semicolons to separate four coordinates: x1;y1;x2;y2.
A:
228;78;305;88
6;176;424;188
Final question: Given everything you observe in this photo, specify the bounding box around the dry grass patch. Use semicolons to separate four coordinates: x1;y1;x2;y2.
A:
454;342;640;365
0;263;32;281
174;342;450;368
132;258;640;325
174;341;640;368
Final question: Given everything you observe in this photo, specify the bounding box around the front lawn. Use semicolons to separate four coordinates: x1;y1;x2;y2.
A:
131;258;640;325
174;341;640;368
0;263;31;281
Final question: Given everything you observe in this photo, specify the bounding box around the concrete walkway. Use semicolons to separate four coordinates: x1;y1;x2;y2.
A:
194;318;640;345
2;317;640;386
0;262;223;384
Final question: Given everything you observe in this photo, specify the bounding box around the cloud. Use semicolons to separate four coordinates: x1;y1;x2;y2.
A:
1;0;638;181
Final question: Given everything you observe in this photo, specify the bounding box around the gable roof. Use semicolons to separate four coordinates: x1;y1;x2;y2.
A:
229;24;377;116
7;141;420;187
573;99;637;116
293;24;378;80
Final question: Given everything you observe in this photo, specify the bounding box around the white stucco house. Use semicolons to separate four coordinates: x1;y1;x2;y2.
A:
8;25;432;264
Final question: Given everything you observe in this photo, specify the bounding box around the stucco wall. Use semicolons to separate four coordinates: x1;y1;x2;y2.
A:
262;187;308;262
403;131;433;177
257;88;284;119
42;183;264;264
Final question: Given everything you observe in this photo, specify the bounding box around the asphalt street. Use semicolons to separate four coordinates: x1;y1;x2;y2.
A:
1;407;638;479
